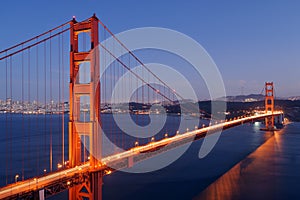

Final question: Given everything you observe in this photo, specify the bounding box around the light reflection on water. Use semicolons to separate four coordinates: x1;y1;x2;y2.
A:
195;122;300;200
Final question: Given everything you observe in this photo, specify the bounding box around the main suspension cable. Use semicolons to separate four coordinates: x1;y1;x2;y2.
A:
0;21;70;55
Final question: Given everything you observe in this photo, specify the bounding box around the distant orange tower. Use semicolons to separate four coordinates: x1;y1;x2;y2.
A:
69;14;102;199
265;82;275;130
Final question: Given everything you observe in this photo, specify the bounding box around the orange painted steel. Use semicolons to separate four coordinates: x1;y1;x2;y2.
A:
69;14;102;200
265;82;275;130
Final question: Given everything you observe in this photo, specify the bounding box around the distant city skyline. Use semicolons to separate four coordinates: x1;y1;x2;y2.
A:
0;0;299;98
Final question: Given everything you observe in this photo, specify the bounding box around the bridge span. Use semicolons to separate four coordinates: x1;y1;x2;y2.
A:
0;111;283;199
0;14;285;200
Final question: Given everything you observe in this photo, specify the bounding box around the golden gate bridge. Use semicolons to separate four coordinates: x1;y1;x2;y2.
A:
0;14;283;199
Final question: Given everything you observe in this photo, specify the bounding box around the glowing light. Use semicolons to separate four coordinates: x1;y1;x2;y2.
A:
15;174;19;183
67;181;71;185
64;160;69;166
254;122;260;126
57;163;62;169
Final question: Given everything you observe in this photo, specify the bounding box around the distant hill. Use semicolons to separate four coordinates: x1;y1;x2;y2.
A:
217;94;300;102
288;96;300;101
217;94;265;102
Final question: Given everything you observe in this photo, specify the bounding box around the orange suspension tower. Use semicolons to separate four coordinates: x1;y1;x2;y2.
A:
265;82;275;130
69;14;102;199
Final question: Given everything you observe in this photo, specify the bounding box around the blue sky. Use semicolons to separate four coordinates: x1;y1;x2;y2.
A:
0;0;299;98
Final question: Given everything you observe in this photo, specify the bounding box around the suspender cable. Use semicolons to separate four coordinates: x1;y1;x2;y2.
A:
119;49;123;150
36;38;40;176
5;53;8;185
128;52;132;145
142;59;145;114
49;31;53;172
135;59;138;149
112;39;116;151
58;31;63;166
103;30;107;154
21;47;25;181
61;27;65;167
58;31;62;165
44;41;47;171
9;56;13;183
110;44;114;153
27;49;31;178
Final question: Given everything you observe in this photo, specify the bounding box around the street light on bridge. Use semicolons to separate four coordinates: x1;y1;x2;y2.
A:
15;174;19;183
151;137;155;142
57;163;62;169
135;141;139;146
